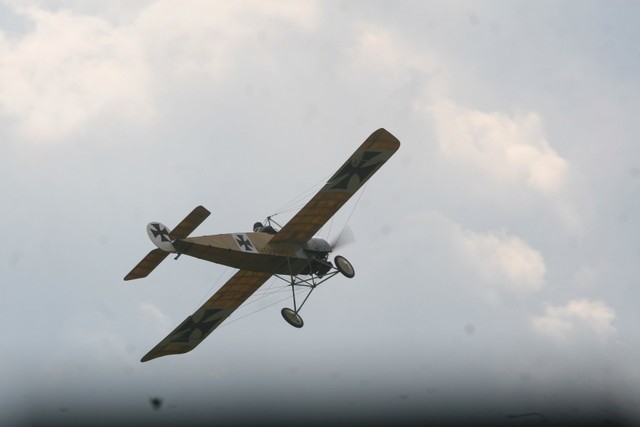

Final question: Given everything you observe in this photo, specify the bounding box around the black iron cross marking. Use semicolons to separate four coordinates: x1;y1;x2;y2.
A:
150;223;171;242
170;308;224;344
235;235;255;252
329;151;382;191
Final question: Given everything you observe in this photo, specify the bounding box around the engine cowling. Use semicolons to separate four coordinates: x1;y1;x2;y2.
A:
303;237;332;253
146;222;176;252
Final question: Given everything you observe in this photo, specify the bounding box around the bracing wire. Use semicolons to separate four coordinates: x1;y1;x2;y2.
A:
272;173;370;244
197;267;231;305
246;281;290;300
214;162;369;329
219;286;308;328
330;180;369;246
271;174;330;217
326;215;335;241
242;287;291;306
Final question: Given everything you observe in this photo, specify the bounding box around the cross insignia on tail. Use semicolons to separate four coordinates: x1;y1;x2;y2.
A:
149;223;171;242
126;129;400;362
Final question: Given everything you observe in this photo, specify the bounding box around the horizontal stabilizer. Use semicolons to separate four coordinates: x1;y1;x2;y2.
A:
124;249;169;281
124;205;210;282
169;205;211;240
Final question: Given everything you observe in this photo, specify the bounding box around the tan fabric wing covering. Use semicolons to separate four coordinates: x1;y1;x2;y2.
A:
136;129;401;361
123;249;169;281
169;205;211;240
141;270;271;362
272;128;400;244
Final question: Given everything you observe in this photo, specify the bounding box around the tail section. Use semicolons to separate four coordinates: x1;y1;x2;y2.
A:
169;205;210;240
124;206;211;281
147;223;176;252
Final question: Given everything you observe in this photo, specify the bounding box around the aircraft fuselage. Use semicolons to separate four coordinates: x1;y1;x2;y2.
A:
173;232;331;276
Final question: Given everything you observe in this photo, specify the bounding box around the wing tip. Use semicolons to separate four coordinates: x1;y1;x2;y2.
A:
124;271;146;281
374;128;400;146
141;349;163;362
140;346;194;363
124;272;141;281
195;205;211;215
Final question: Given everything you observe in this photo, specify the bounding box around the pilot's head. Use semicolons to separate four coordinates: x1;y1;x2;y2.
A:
253;222;263;232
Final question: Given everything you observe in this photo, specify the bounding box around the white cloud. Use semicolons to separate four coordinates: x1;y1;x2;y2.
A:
532;299;617;343
451;225;547;297
135;0;319;79
427;101;567;195
0;7;153;141
0;1;319;141
349;23;436;82
390;211;547;300
140;301;171;333
347;23;584;235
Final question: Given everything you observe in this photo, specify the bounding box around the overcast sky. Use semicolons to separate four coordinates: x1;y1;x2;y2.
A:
2;1;640;425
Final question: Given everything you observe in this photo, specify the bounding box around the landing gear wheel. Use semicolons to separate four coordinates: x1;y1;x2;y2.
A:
334;255;355;278
281;308;304;328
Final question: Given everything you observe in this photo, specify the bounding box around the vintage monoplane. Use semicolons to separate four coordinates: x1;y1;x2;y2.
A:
125;128;400;362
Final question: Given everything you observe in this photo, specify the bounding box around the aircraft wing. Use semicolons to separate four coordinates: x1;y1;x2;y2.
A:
141;270;271;362
271;128;400;244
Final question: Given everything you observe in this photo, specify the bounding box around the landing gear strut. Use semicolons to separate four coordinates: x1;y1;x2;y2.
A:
278;255;355;328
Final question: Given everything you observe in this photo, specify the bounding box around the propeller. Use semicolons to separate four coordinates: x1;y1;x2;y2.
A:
330;225;356;251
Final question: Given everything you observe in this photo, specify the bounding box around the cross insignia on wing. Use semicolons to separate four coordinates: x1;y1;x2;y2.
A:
150;223;171;242
328;151;383;191
170;308;224;344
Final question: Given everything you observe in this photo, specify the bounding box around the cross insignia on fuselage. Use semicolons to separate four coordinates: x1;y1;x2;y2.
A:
235;234;256;252
150;223;171;242
328;150;383;191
